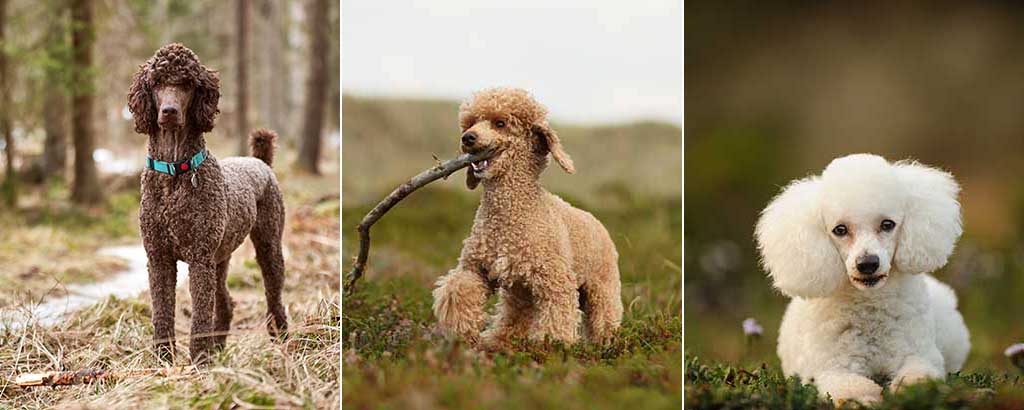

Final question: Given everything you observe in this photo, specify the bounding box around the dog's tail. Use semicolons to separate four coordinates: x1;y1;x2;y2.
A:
249;128;278;166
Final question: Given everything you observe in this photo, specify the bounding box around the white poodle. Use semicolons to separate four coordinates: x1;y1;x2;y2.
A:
755;154;970;404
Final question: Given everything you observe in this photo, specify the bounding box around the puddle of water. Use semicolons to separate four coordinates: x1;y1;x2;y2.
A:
1;245;188;328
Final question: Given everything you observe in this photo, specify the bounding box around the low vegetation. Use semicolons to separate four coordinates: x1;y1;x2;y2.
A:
685;355;1024;409
342;186;682;409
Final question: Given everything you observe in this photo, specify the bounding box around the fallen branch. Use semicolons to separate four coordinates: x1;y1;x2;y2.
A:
14;366;197;387
344;150;491;294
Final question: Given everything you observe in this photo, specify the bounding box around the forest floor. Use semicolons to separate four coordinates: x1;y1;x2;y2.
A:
685;355;1024;409
0;167;340;409
341;186;683;410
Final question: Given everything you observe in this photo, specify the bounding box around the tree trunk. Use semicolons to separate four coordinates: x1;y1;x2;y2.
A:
69;0;102;204
42;85;68;181
236;0;249;155
260;0;286;138
295;0;328;175
0;0;16;206
42;5;68;181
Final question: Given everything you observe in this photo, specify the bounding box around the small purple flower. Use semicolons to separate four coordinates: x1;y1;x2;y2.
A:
743;318;763;337
1005;343;1024;370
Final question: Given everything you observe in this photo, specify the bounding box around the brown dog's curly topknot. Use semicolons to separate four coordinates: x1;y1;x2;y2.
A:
127;43;221;135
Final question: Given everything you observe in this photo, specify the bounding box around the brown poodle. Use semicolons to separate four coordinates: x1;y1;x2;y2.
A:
432;87;623;348
127;43;287;364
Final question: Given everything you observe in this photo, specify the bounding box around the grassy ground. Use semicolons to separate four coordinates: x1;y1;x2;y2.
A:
685;355;1024;409
0;184;141;305
0;164;341;409
341;186;682;410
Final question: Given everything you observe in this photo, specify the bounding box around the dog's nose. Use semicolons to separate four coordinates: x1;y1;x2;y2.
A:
461;132;477;147
161;106;179;116
856;254;880;275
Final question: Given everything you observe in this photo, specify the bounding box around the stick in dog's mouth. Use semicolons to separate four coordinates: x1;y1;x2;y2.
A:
345;148;494;293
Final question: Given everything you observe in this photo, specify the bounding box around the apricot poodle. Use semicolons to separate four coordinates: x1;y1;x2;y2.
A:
432;87;623;349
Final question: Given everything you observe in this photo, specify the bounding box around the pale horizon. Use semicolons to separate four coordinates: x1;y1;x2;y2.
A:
342;0;682;126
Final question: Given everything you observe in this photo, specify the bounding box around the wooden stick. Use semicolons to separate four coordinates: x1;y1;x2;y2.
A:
344;150;491;294
14;366;197;387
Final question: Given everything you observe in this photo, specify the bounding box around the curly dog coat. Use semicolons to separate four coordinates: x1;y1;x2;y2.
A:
756;154;969;403
128;43;287;363
432;87;623;348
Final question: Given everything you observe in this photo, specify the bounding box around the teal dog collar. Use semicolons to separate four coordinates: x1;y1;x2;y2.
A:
146;149;208;176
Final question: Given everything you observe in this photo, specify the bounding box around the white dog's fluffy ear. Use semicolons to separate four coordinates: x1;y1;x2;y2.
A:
892;161;962;274
755;177;846;298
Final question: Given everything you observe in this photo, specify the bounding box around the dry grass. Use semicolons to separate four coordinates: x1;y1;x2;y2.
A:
0;165;341;409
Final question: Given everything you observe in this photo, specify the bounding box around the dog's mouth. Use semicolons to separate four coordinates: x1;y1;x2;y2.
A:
469;151;499;176
470;159;490;175
850;274;888;289
158;118;184;130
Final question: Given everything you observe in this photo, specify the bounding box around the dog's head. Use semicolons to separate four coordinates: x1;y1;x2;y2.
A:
457;87;574;190
127;43;220;136
755;154;962;298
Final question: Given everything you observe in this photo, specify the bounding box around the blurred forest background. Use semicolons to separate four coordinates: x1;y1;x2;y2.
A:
686;0;1024;375
0;0;341;408
0;0;339;199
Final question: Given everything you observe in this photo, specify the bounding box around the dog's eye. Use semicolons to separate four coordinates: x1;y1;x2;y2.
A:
832;224;848;236
880;219;896;232
494;119;506;129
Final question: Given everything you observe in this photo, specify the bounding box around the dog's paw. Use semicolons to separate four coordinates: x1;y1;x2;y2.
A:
892;372;937;393
478;330;510;352
834;395;879;408
892;359;943;393
825;379;883;407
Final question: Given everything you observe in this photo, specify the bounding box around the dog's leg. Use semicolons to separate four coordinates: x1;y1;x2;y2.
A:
480;283;535;350
580;271;623;342
433;266;489;341
251;215;288;339
892;355;944;392
213;258;234;349
188;260;219;365
147;251;178;363
815;370;883;405
529;267;581;344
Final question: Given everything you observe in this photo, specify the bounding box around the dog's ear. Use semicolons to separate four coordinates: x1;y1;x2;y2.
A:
532;121;575;174
127;68;157;135
892;161;962;274
466;168;480;190
189;65;220;134
755;177;846;298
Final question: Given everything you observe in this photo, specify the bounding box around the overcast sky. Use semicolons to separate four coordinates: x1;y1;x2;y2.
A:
342;0;681;126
